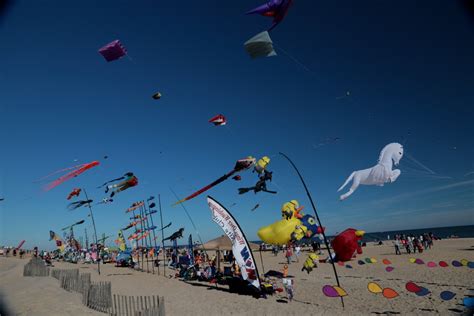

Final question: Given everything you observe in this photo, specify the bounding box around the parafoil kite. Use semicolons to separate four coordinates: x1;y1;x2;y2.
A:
163;228;184;241
251;204;260;211
246;0;293;31
67;199;93;210
173;157;256;205
99;172;138;197
40;161;99;191
338;143;403;200
244;31;276;59
152;92;162;100
209;114;226;126
98;40;127;62
331;228;365;262
67;188;81;200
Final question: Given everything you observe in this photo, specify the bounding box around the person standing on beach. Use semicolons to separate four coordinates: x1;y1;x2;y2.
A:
294;245;301;262
404;237;411;254
425;233;432;249
285;246;293;264
282;278;294;302
394;237;401;255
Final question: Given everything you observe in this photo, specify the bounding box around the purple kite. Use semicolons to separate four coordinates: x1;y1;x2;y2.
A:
246;0;293;31
98;40;127;62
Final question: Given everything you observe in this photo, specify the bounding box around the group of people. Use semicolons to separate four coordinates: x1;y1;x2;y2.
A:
392;232;435;255
1;247;26;258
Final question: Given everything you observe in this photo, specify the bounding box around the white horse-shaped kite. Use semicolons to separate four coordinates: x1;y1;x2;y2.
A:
338;143;404;201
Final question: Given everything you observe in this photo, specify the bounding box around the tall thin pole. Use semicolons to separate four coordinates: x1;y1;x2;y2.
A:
140;203;151;273
145;199;159;275
138;204;146;272
84;228;89;252
279;152;344;308
158;194;166;276
83;188;100;275
130;207;140;270
259;248;266;274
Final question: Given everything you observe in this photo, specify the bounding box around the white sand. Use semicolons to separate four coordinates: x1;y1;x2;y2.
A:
1;238;473;315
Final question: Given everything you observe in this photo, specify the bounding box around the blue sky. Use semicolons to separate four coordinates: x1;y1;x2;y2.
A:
1;0;473;250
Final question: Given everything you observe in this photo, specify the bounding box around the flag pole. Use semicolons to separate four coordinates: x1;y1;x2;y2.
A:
145;198;160;275
279;152;344;308
158;194;166;276
83;188;100;275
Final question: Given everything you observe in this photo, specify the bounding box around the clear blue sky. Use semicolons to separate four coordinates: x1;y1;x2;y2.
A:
1;0;473;250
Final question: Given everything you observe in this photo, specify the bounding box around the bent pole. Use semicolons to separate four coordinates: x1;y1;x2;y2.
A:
279;152;344;308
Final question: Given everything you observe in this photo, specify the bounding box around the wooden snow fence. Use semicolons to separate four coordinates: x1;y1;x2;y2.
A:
84;281;113;313
109;294;165;316
51;268;112;313
49;269;164;315
23;258;50;277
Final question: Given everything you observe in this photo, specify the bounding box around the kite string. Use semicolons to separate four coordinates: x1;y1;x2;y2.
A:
404;152;436;175
126;54;136;64
273;43;313;73
169;187;207;256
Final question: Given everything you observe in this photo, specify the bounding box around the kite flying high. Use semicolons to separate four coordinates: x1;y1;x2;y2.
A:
98;40;127;62
246;0;293;31
39;161;99;191
99;172;138;197
173;157;256;205
209;114;227;126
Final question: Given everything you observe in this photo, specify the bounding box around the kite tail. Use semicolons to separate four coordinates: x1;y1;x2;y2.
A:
172;198;187;206
338;172;355;192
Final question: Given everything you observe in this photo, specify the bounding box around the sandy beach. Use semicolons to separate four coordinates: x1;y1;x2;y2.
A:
1;238;473;315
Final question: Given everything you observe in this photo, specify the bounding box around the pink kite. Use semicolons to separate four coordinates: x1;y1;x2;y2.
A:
41;161;100;191
99;40;127;62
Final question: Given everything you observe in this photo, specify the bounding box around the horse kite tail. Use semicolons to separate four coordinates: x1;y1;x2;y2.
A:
338;172;355;192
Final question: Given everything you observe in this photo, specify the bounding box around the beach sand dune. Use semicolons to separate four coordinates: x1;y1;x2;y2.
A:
1;238;473;315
